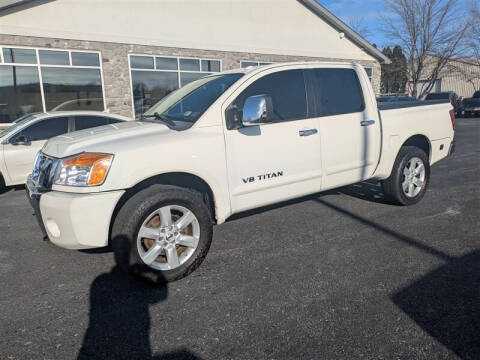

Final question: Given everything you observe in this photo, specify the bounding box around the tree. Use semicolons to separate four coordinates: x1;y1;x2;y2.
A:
381;47;394;93
381;46;408;93
348;17;372;41
465;0;480;67
382;0;471;98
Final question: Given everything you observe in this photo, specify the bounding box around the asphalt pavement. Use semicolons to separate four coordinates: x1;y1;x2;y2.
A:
0;118;479;360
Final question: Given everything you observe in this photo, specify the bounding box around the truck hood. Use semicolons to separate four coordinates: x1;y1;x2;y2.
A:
42;121;171;158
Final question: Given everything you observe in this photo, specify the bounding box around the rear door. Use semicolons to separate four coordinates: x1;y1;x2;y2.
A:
3;116;69;184
223;68;322;213
306;67;381;189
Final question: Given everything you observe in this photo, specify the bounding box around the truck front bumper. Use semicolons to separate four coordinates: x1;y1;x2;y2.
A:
26;178;124;249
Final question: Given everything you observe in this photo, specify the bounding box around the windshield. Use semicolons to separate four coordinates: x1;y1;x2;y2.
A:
473;91;480;99
143;73;243;130
0;113;38;138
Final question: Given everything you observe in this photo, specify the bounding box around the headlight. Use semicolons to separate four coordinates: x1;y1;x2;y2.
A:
54;153;114;187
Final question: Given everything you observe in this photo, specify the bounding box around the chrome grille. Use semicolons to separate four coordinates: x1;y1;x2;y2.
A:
32;152;58;190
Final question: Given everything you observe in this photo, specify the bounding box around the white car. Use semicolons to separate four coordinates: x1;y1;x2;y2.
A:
26;62;455;282
0;111;129;190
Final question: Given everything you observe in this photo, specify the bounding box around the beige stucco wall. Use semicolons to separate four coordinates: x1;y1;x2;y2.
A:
0;34;381;118
0;0;377;62
418;55;480;98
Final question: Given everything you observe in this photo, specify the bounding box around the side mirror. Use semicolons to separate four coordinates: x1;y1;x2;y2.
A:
12;134;30;146
242;95;273;126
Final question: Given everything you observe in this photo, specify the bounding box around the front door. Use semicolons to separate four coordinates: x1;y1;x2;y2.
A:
223;69;322;213
3;116;69;184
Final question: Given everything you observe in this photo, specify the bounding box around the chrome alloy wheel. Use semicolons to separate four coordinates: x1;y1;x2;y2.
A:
402;157;425;198
136;205;200;271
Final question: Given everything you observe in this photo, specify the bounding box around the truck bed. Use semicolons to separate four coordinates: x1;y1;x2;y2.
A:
377;99;449;111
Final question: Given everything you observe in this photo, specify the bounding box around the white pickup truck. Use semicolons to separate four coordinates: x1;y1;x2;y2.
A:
26;62;455;282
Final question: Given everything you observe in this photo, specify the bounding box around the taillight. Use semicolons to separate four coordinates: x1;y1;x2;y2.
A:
449;109;456;130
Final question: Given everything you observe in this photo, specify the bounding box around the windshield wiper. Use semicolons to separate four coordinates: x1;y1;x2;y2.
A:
141;112;176;128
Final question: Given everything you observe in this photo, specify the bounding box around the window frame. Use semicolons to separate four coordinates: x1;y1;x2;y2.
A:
305;67;366;118
364;67;373;82
225;68;309;129
0;45;106;125
128;54;222;119
240;60;275;68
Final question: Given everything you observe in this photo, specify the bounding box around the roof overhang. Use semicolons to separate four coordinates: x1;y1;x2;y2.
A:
298;0;391;64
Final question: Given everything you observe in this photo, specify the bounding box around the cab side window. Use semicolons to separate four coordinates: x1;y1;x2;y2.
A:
74;116;114;131
13;117;69;142
308;68;365;117
227;69;307;129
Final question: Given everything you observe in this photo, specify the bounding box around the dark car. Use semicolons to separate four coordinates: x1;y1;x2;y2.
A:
425;92;462;116
462;91;480;117
377;95;417;103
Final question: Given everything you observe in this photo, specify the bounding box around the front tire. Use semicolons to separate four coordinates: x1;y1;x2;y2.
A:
381;146;430;206
111;185;213;283
0;174;5;194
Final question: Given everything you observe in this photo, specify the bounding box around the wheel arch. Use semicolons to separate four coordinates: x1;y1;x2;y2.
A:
401;134;432;161
108;172;218;244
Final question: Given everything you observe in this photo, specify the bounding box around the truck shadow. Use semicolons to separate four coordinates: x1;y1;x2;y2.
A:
78;236;202;360
392;250;480;359
314;198;480;358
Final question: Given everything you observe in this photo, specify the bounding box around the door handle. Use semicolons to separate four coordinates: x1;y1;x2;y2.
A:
360;120;375;126
299;128;318;136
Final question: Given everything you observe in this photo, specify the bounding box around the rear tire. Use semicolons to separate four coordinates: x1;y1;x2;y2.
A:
381;146;430;206
111;184;213;283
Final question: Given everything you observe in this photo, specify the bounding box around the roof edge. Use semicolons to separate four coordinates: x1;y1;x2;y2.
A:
298;0;391;64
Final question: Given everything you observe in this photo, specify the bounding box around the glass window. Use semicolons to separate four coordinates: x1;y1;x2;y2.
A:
130;56;154;69
309;68;364;117
201;60;220;72
74;115;110;130
0;65;43;123
15;116;69;142
131;71;179;116
240;61;273;68
156;57;178;70
3;48;37;64
38;50;69;65
145;73;243;130
71;52;100;67
41;67;104;111
228;70;307;124
180;72;207;87
179;58;200;71
129;55;221;117
240;61;258;68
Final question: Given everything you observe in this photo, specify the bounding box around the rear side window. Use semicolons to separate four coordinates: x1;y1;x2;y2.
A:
309;68;364;117
14;117;69;142
74;116;112;131
229;69;307;124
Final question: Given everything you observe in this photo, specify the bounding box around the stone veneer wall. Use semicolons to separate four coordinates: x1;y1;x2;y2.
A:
0;34;381;118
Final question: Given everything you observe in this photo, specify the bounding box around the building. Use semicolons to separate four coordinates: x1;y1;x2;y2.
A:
0;0;389;126
413;55;480;98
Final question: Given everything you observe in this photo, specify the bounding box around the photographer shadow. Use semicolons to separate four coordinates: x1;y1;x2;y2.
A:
78;235;201;360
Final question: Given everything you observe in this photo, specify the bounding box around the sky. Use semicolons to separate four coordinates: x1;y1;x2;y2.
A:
317;0;473;50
